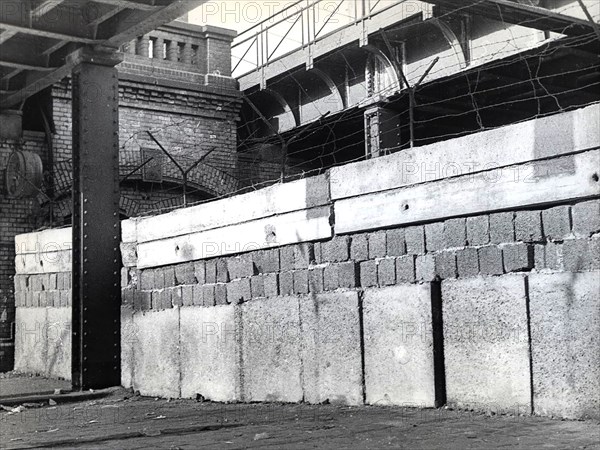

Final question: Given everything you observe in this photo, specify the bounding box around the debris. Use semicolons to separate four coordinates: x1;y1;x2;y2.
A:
22;403;44;408
54;389;62;395
47;428;59;433
154;415;166;420
88;420;98;424
196;393;205;403
48;399;57;406
253;433;269;441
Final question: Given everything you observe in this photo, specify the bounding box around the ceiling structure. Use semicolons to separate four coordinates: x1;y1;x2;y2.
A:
0;0;207;109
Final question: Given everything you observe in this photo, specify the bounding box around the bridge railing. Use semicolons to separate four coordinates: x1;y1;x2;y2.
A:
232;0;402;78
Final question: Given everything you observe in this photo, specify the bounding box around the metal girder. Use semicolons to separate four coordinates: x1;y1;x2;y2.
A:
0;0;207;108
71;48;123;390
430;0;596;37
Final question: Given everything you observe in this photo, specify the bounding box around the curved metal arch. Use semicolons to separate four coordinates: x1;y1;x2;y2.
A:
254;87;299;131
308;67;346;110
362;44;401;97
430;18;468;70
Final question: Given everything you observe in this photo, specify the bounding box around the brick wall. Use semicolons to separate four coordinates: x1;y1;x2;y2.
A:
0;133;47;370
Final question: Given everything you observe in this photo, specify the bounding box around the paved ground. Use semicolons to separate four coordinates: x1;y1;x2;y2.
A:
1;384;599;450
0;373;71;398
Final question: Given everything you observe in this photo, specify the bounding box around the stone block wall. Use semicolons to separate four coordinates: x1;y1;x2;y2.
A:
13;104;600;419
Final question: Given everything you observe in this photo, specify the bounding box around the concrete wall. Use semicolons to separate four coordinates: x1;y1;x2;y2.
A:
13;104;600;419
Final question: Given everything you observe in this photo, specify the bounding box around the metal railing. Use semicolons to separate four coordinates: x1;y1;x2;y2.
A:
232;0;401;77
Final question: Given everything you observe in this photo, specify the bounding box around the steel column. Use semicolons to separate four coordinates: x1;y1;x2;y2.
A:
71;48;123;390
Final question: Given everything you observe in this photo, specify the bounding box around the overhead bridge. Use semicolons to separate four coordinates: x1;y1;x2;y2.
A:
234;0;600;182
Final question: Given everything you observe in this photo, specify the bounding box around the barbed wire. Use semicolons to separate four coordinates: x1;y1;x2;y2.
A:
32;0;600;222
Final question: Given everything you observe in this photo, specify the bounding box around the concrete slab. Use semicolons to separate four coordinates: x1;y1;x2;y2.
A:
132;308;180;398
46;307;71;380
14;308;48;376
442;275;531;413
363;284;436;407
529;271;600;420
121;306;135;389
241;297;303;402
300;292;363;405
180;305;241;402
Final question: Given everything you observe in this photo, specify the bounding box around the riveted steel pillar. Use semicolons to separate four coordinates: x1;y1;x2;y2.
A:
70;48;123;390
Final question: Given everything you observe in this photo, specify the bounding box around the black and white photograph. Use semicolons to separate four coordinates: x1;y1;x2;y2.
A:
0;0;599;448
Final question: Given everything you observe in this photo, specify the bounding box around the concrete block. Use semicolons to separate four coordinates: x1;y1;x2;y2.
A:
306;268;322;294
250;275;265;298
264;273;279;297
444;218;466;248
163;267;176;288
534;244;546;270
205;260;217;284
45;307;71;380
132;308;180;398
14;307;47;375
140;270;153;290
314;242;322;264
321;236;350;262
280;246;295;271
241;297;303;402
545;242;564;271
182;285;194;306
396;255;416;283
360;260;378;288
324;264;338;291
135;291;151;311
180;305;241;402
416;255;436;282
293;270;309;294
405;226;425;255
478;245;504;275
435;251;456;280
378;258;396;286
279;271;294;296
563;239;594;272
542;206;571;241
171;287;183;307
515;210;543;242
194;260;205;285
571;200;600;238
350;234;369;261
338;262;358;289
174;262;196;285
364;284;436;406
425;222;444;252
490;212;514;244
227;279;251;304
202;285;215;307
121;306;135;388
228;254;255;280
467;215;490;246
369;231;387;259
293;243;314;269
443;275;531;412
529;272;600;419
300;292;363;405
456;247;479;278
153;268;165;289
254;249;280;273
215;284;227;305
386;229;406;256
503;243;534;272
216;259;229;283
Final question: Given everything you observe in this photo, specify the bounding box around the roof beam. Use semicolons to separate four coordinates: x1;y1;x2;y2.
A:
92;0;160;11
97;0;207;43
0;23;100;43
430;0;596;37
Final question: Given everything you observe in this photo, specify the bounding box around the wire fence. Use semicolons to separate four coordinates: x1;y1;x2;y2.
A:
32;0;600;223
